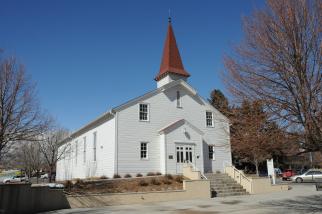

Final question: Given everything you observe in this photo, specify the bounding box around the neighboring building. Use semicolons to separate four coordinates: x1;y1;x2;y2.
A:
56;19;232;181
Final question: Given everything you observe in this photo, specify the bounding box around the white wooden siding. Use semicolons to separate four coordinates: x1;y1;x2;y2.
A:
56;118;116;181
116;84;231;175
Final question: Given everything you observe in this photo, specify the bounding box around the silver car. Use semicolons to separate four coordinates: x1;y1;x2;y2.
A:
291;169;322;183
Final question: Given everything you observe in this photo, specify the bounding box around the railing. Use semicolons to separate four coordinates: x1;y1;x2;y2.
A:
200;172;207;180
225;165;252;193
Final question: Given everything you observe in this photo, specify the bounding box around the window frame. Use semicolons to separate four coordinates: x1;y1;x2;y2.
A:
140;142;148;160
93;132;97;162
176;91;182;108
208;145;215;160
75;140;78;165
206;111;214;127
139;103;150;122
83;136;86;164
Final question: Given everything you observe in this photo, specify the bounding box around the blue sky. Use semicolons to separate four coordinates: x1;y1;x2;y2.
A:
0;0;265;131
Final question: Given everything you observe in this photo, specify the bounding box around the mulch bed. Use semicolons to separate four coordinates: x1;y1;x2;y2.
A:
63;175;185;195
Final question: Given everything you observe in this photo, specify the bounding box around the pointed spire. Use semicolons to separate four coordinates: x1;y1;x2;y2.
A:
155;18;190;81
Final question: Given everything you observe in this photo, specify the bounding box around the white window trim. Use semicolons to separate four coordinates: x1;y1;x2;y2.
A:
140;142;149;160
138;103;150;122
206;111;214;128
75;140;78;165
93;132;97;162
176;91;182;108
209;145;215;160
83;136;86;164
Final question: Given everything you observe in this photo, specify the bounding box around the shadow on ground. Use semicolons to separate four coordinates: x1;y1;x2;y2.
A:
261;194;322;213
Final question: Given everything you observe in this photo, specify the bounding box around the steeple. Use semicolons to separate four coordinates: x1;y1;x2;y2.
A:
155;18;190;87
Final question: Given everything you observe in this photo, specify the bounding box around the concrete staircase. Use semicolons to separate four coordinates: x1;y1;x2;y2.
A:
205;173;249;197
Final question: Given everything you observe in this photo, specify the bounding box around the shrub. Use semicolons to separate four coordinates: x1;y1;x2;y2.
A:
113;174;121;179
74;178;84;185
139;180;149;186
100;175;108;179
64;180;73;191
175;175;183;183
162;178;172;185
156;172;162;176
136;173;143;177
124;174;132;178
147;172;155;176
216;170;221;174
165;174;173;180
151;178;161;185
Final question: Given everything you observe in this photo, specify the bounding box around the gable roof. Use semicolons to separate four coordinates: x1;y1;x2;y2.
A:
158;119;204;135
60;80;229;145
155;21;190;81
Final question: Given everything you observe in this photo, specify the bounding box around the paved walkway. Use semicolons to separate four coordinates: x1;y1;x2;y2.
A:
46;184;322;214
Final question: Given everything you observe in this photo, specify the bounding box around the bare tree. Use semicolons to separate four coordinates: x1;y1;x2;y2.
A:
0;54;48;161
224;0;322;153
15;142;44;182
39;128;70;182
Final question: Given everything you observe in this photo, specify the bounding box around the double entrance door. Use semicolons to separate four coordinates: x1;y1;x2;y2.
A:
176;144;195;173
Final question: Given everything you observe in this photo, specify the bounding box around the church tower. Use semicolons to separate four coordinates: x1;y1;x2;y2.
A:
155;18;190;88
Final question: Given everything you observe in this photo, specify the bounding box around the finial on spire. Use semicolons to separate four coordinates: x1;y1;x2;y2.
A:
168;9;171;23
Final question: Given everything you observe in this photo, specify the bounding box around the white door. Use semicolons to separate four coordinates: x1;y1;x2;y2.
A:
176;145;194;174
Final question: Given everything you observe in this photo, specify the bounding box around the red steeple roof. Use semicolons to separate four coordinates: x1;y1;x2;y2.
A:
155;20;190;81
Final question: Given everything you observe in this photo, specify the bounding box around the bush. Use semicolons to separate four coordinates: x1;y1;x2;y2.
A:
216;170;221;174
175;175;183;183
139;180;149;186
165;174;173;180
162;178;172;185
113;174;121;179
74;178;84;185
124;174;132;178
100;175;108;179
147;172;155;176
156;172;162;176
136;173;143;177
64;180;73;191
151;178;161;185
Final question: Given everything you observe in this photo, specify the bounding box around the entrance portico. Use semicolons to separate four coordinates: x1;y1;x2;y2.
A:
159;119;204;174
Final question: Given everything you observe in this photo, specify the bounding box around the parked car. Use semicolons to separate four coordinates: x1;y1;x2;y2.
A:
40;173;48;179
275;168;283;177
3;175;28;184
282;169;296;181
291;169;322;183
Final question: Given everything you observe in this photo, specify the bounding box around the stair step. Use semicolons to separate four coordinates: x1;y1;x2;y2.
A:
216;192;249;197
206;172;249;198
212;187;245;190
215;189;247;193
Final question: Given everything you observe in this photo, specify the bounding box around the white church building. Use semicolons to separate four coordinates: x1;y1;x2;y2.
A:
56;20;232;181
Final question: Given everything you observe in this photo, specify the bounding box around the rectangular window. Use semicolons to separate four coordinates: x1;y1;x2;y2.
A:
140;142;148;159
83;137;86;163
75;140;78;165
206;111;214;127
139;103;149;121
93;132;97;161
209;146;215;160
176;91;181;107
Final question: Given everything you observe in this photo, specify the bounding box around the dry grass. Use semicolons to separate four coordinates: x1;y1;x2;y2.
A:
64;175;185;194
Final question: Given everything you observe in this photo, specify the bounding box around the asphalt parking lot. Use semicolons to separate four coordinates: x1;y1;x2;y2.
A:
45;182;322;214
